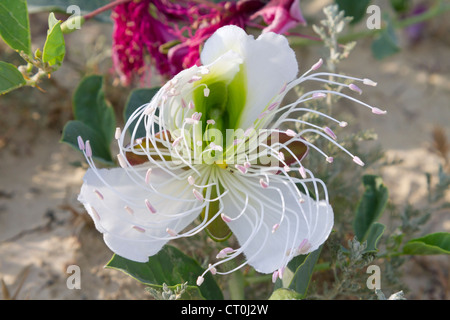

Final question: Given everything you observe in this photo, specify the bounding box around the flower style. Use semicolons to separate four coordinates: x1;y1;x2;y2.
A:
78;26;385;284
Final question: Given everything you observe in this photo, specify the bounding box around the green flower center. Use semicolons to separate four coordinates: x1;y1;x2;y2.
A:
192;65;247;145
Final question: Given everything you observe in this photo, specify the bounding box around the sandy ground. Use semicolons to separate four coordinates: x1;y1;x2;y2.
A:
0;2;449;300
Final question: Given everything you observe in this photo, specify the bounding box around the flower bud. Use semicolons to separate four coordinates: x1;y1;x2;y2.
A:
60;16;85;34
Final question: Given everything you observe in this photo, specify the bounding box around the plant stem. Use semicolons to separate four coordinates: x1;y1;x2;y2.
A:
244;274;273;285
396;0;450;29
228;269;245;300
340;0;450;43
83;0;132;21
289;0;450;47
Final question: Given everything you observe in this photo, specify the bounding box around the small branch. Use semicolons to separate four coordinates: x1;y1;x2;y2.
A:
289;0;450;47
339;0;450;44
228;269;245;300
83;0;132;21
244;274;272;285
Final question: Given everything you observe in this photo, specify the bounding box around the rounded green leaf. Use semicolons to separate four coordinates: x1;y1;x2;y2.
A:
335;0;371;24
0;61;26;95
60;120;114;164
42;13;65;69
72;75;116;146
124;87;160;137
287;246;323;297
390;0;410;13
272;245;323;297
403;232;450;255
0;0;31;55
61;75;116;164
105;245;224;300
371;18;400;60
269;288;303;300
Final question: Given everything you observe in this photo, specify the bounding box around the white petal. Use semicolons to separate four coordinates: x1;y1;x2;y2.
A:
221;174;333;274
201;25;299;130
238;31;298;129
202;50;243;83
78;166;202;262
200;25;250;66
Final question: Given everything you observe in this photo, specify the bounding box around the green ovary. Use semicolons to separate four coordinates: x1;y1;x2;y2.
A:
192;66;247;161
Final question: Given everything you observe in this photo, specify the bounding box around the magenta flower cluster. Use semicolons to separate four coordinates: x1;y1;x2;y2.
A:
111;0;306;85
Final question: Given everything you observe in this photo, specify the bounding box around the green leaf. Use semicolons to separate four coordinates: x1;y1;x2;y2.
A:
269;288;303;300
390;0;410;13
0;61;26;95
42;13;65;69
124;87;160;138
371;17;400;60
0;0;31;55
353;175;389;242
73;75;116;142
364;222;386;253
105;245;224;300
335;0;371;24
288;246;323;297
61;75;115;164
275;245;323;298
60;120;113;164
402;232;450;255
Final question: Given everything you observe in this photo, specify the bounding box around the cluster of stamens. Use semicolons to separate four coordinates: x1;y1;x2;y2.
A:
77;57;385;286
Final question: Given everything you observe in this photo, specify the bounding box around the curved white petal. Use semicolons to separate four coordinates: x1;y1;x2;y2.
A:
200;25;251;64
200;25;299;130
203;50;243;83
218;172;333;274
78;165;202;262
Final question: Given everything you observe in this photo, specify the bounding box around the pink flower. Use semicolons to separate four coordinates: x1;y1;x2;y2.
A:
167;1;266;74
111;1;149;86
251;0;307;34
111;0;307;85
111;0;187;85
